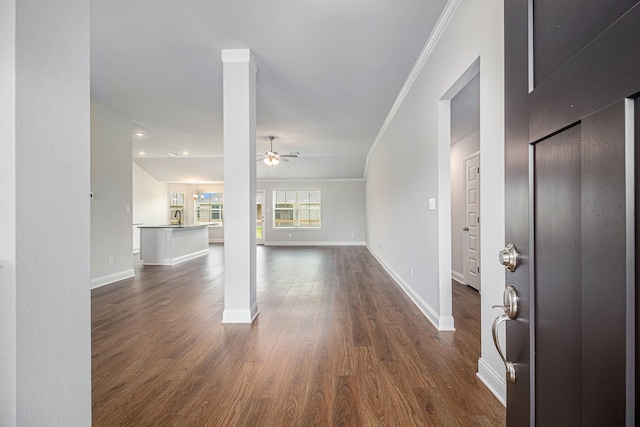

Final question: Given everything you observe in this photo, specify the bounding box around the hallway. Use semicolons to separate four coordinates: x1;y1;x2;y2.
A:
92;245;505;426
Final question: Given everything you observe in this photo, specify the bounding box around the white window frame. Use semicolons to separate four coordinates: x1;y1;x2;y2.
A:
195;192;224;226
273;190;321;228
169;192;184;225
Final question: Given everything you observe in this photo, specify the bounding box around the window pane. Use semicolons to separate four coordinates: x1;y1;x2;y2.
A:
273;190;321;228
195;192;223;225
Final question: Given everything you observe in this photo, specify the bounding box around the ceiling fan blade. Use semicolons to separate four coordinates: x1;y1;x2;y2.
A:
280;154;298;158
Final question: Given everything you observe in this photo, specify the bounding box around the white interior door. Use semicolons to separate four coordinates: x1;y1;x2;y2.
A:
463;152;480;290
256;191;265;244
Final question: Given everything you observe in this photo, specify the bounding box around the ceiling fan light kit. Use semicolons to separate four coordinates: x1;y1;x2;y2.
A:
258;136;297;167
263;156;280;166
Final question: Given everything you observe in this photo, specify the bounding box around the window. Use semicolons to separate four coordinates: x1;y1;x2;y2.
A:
273;190;321;228
195;192;223;225
169;192;184;225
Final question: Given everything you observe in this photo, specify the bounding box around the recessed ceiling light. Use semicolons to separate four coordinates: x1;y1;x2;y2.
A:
134;131;145;137
182;151;189;156
138;151;146;155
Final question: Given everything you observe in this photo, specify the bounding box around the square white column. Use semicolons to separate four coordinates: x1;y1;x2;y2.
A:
221;49;258;323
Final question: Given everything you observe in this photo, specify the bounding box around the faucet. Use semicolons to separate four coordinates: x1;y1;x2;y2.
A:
174;210;183;226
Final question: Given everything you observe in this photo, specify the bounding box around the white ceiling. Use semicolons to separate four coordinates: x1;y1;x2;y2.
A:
91;0;449;181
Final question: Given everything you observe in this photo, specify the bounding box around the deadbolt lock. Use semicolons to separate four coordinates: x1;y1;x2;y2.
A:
499;243;518;272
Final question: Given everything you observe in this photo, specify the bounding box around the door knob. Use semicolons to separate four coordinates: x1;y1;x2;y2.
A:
492;285;518;383
463;227;469;231
499;243;519;272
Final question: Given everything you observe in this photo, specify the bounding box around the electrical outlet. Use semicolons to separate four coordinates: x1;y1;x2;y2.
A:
108;257;114;266
410;267;414;277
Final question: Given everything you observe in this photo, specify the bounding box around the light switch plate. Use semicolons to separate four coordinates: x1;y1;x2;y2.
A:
428;198;436;210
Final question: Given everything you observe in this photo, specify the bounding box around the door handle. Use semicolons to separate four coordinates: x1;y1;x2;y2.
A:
492;285;518;383
463;227;469;231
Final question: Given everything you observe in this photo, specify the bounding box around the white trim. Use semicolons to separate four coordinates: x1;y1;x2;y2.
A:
222;303;259;324
366;245;455;331
451;270;464;284
363;0;463;178
208;241;366;246
142;248;209;266
167;178;365;184
209;238;224;243
256;189;266;245
477;357;507;406
166;180;225;184
221;49;250;63
265;241;365;247
90;269;135;289
258;177;364;183
221;49;257;74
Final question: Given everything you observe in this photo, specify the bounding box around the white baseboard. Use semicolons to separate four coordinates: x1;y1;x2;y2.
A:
222;302;259;324
477;357;506;406
209;238;224;243
142;249;209;266
366;245;454;331
265;241;366;246
452;270;464;284
204;240;366;246
91;269;135;289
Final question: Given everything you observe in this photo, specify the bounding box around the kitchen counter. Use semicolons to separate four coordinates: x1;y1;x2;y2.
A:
138;225;209;265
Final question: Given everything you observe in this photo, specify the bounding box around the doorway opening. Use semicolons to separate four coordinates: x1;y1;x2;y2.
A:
435;58;482;339
450;73;480;292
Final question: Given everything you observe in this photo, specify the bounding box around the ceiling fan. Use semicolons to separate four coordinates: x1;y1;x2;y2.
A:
258;136;298;166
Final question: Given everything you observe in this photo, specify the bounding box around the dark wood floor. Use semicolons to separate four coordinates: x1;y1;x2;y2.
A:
92;245;505;426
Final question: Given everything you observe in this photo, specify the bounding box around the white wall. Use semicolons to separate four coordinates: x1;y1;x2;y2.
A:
259;180;366;245
165;180;366;245
133;162;168;226
0;1;17;424
5;1;92;425
365;0;505;403
450;130;480;282
91;102;135;288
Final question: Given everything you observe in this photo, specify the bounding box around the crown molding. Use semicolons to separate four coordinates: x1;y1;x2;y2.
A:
363;0;462;179
221;49;257;72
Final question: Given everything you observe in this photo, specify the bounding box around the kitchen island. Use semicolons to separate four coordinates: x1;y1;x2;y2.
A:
138;225;209;266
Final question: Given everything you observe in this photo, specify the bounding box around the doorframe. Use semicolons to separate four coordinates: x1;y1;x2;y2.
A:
439;56;507;404
256;190;265;245
438;58;481;332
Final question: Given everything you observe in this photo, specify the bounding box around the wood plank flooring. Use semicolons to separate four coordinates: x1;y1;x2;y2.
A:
92;245;505;426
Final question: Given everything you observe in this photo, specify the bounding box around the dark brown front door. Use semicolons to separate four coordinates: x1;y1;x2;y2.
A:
504;1;640;425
